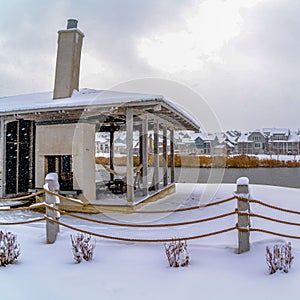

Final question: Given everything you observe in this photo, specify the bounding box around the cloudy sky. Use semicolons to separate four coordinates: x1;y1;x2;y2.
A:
0;0;299;132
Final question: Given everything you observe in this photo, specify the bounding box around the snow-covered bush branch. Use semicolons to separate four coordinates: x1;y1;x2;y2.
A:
0;230;20;267
266;242;294;274
70;233;96;263
164;239;189;267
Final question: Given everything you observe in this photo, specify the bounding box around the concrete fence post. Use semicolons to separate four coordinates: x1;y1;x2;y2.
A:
235;177;250;254
44;173;60;244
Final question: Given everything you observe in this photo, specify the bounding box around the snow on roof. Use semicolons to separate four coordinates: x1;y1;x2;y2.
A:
248;130;267;138
237;133;253;143
225;140;236;147
0;88;200;130
0;88;161;113
289;133;300;142
262;128;290;136
226;130;240;137
194;132;215;141
95;136;109;143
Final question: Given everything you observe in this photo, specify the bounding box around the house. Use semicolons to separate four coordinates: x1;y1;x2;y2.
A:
248;130;268;154
215;131;239;155
263;128;293;155
0;19;199;209
237;133;254;154
236;128;300;155
174;131;199;154
194;132;217;154
236;130;267;155
95;133;110;156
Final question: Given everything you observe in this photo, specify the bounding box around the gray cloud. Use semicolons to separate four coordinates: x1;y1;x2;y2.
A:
0;0;300;132
0;0;194;95
193;0;300;131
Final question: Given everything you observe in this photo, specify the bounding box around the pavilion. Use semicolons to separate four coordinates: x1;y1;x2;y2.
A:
0;19;199;210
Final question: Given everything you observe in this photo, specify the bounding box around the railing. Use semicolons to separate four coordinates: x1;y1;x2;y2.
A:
1;177;300;253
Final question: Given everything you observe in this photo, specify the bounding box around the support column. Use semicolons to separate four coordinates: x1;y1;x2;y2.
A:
141;115;149;196
44;173;60;244
170;128;175;183
0;118;4;197
153;120;159;191
126;108;134;204
163;125;168;186
236;177;250;254
109;130;114;182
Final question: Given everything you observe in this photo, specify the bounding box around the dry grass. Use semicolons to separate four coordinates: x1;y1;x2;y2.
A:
96;155;300;168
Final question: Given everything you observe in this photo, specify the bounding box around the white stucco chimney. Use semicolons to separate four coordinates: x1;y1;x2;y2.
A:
53;19;85;99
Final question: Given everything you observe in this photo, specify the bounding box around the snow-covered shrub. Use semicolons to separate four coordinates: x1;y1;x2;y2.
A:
164;239;189;267
70;233;96;264
0;230;20;267
266;242;294;274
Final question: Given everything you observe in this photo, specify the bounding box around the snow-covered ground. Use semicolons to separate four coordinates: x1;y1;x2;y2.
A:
1;183;300;300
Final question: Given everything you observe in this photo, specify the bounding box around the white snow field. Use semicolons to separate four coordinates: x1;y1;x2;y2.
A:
1;183;300;300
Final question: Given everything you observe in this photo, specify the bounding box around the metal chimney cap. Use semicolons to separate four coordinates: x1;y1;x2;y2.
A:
67;19;78;29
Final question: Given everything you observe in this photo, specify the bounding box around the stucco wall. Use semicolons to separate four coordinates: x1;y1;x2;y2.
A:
53;30;84;99
0;118;4;197
35;122;96;201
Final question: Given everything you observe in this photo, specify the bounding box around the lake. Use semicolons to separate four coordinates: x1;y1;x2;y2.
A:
96;165;300;188
175;167;300;188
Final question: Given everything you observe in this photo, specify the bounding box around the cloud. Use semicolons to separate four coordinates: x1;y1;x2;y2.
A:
193;0;300;130
0;0;195;95
0;0;300;132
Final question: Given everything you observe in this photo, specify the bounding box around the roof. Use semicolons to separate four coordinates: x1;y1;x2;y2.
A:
194;132;216;141
248;130;267;138
262;128;290;137
0;88;200;131
237;133;253;143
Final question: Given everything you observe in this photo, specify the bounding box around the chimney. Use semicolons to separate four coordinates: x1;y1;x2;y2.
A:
53;19;85;99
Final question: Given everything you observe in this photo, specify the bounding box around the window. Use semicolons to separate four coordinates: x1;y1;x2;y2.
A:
45;155;73;190
5;120;35;195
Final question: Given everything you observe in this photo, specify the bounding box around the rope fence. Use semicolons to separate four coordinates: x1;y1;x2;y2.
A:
1;189;237;214
0;217;46;226
250;228;300;240
0;189;238;242
249;199;300;215
0;190;45;202
44;216;237;243
1;183;300;245
44;204;237;228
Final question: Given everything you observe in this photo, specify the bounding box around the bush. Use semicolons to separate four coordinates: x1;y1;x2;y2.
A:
0;231;20;267
70;233;96;264
266;242;294;274
164;239;189;267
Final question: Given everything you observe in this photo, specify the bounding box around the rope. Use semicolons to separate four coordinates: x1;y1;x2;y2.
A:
41;192;235;214
235;196;250;202
235;223;249;233
0;203;46;212
1;206;37;212
0;190;45;202
0;217;46;226
250;228;300;240
45;204;237;228
96;196;236;214
250;199;300;215
44;190;85;206
250;213;300;227
44;216;236;243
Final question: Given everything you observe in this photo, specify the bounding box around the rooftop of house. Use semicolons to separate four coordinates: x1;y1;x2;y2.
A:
262;128;290;136
0;88;200;131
